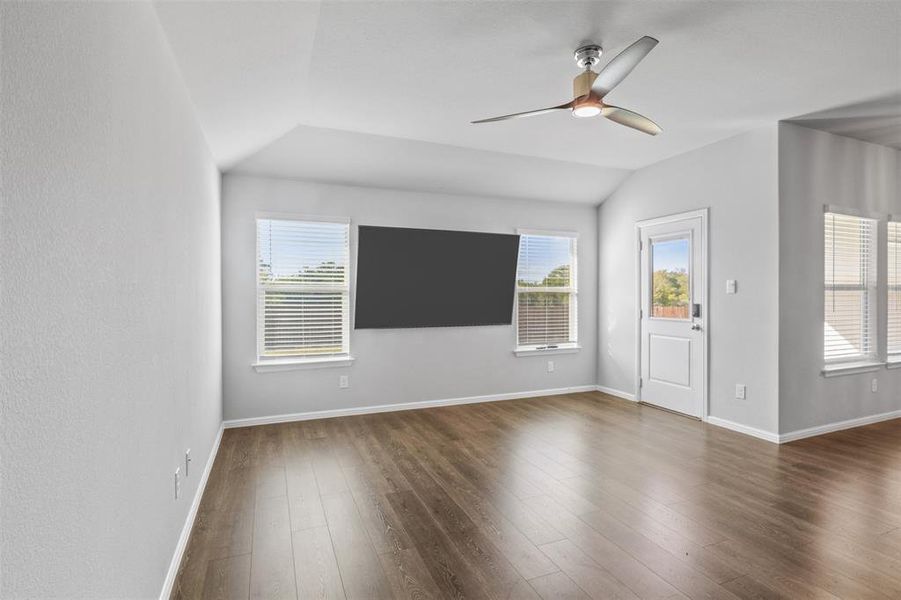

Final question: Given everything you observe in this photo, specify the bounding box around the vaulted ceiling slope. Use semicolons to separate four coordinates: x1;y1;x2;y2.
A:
155;1;901;203
786;93;901;150
229;124;631;204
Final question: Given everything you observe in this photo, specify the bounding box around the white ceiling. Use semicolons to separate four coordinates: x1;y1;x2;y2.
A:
231;124;631;203
786;93;901;150
155;0;901;203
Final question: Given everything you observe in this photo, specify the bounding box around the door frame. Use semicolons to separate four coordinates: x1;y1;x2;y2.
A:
634;208;709;420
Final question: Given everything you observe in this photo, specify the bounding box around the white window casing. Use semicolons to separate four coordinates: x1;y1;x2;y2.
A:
255;217;351;368
824;212;878;365
888;219;900;360
515;230;579;354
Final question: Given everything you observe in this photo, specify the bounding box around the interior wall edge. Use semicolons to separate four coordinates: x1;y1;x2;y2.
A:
709;409;901;444
778;410;901;443
1;3;224;596
595;385;637;402
596;125;781;434
158;423;225;600
777;122;901;433
706;416;780;444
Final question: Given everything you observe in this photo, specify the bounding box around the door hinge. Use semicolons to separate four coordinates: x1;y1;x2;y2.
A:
640;308;643;319
639;377;644;388
639;239;643;251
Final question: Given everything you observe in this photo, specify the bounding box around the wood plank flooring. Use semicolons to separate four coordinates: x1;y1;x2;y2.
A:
172;392;901;600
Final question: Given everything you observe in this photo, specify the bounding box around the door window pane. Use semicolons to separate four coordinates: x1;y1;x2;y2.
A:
651;237;690;319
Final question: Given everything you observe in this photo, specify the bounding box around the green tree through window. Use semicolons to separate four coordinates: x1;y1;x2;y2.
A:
652;268;689;318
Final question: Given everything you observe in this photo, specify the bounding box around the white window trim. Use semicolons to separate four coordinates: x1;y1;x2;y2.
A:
823;209;879;367
514;229;579;355
517;228;579;239
254;214;353;369
646;231;694;322
253;356;355;372
821;360;885;378
887;218;901;363
823;205;887;220
514;345;582;357
255;211;351;224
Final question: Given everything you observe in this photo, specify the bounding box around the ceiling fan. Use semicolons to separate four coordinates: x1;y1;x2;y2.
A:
471;36;661;135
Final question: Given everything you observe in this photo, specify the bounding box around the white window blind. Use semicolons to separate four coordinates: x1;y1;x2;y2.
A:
256;218;350;361
824;212;877;363
889;221;901;358
516;233;577;349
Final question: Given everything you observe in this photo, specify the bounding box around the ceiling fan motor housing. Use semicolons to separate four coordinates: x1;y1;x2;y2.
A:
573;70;599;99
574;44;603;68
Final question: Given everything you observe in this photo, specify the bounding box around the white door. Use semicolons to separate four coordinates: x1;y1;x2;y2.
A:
638;212;706;418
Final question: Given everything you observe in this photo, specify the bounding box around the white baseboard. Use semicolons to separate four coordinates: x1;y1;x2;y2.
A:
595;385;637;402
707;410;901;444
223;385;598;428
706;416;780;444
779;409;901;443
159;423;224;600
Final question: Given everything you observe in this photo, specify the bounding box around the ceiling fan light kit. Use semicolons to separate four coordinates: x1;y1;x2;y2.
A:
572;95;602;118
571;67;601;117
472;36;662;135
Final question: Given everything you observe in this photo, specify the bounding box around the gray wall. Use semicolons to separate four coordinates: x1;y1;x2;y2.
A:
597;127;781;434
778;123;901;433
1;3;222;597
221;174;597;421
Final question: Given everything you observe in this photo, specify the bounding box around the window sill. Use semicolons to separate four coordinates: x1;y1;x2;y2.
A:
514;345;581;357
821;361;884;378
886;360;901;370
253;356;355;372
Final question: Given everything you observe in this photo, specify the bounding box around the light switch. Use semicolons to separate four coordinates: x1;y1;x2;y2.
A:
726;280;737;295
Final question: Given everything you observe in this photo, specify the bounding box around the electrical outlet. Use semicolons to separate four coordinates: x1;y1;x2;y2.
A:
871;378;878;393
547;360;555;373
185;449;192;477
174;467;181;500
735;384;747;400
339;375;349;389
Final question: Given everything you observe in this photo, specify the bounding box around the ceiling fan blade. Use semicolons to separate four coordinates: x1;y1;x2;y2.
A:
601;105;662;135
591;36;658;97
471;102;572;124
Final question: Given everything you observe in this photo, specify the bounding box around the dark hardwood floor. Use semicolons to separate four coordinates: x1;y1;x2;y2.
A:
172;392;901;600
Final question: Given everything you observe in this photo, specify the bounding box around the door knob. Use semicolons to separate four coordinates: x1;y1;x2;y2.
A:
691;324;702;331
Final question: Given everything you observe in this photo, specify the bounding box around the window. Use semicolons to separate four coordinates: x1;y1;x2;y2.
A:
824;212;877;363
889;220;901;360
650;236;691;319
515;231;578;351
256;217;350;363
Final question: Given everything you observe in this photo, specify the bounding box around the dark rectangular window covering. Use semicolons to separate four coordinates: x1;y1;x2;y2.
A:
354;225;520;329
